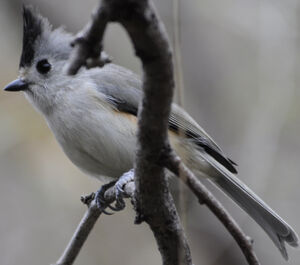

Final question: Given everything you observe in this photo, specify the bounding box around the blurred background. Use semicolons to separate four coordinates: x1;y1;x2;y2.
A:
1;0;300;264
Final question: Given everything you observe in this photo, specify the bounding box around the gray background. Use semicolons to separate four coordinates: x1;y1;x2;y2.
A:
0;0;299;264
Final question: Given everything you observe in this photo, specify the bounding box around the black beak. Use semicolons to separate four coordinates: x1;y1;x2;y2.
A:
3;79;29;92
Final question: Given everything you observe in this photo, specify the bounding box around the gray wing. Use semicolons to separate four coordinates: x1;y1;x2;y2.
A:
89;63;142;113
90;63;237;173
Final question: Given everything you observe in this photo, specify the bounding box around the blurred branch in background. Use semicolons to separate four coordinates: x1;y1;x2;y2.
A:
240;1;297;191
172;0;189;232
172;0;185;107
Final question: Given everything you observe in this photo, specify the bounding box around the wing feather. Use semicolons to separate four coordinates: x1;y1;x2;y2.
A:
90;63;237;173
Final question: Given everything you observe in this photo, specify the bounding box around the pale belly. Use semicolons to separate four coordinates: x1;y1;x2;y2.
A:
47;106;137;182
46;103;209;183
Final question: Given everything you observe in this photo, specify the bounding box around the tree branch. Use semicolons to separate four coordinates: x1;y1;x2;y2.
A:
66;4;110;75
53;181;135;265
164;152;260;265
65;0;193;264
116;2;193;264
62;0;260;265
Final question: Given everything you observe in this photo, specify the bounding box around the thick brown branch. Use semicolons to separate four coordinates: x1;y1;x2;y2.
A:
112;1;193;264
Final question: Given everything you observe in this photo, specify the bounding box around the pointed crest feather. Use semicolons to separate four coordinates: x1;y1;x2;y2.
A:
20;5;45;68
19;5;73;68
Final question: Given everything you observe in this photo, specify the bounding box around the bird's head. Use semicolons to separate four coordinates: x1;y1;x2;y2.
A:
4;6;74;114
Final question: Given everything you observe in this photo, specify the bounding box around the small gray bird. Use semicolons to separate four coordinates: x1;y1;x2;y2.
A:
4;6;298;259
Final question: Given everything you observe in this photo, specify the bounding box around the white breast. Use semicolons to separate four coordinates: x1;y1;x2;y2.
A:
46;88;137;182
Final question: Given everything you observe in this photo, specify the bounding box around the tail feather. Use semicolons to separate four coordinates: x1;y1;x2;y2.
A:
200;153;299;259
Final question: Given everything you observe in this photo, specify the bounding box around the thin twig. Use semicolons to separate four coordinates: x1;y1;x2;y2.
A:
53;181;135;265
54;200;101;265
164;152;260;265
65;3;110;75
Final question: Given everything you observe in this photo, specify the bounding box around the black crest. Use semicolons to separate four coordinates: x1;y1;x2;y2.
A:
19;5;43;68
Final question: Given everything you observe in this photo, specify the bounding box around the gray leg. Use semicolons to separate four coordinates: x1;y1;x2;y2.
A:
95;180;117;215
115;169;135;210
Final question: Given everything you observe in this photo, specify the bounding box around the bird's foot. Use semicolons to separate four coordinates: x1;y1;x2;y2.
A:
95;181;117;215
114;169;135;211
95;169;135;214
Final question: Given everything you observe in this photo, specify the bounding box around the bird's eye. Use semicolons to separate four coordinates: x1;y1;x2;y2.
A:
36;59;51;74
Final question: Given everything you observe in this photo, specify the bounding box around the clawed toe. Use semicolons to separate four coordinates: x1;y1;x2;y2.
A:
115;183;126;211
95;181;116;215
114;169;135;210
94;170;134;214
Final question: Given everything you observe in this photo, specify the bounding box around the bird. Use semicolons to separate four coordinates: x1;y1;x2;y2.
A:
3;5;298;260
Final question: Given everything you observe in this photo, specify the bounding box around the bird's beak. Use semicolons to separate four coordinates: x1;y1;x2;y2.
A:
3;79;29;92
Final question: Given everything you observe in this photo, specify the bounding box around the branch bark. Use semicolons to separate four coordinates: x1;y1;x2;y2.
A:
114;2;193;264
164;153;260;265
53;181;135;265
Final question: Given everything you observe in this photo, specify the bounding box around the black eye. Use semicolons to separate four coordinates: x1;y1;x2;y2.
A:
36;59;51;74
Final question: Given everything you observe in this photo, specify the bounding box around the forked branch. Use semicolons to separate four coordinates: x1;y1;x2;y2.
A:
59;0;261;264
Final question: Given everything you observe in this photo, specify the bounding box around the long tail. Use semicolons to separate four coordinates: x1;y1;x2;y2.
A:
201;153;298;260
